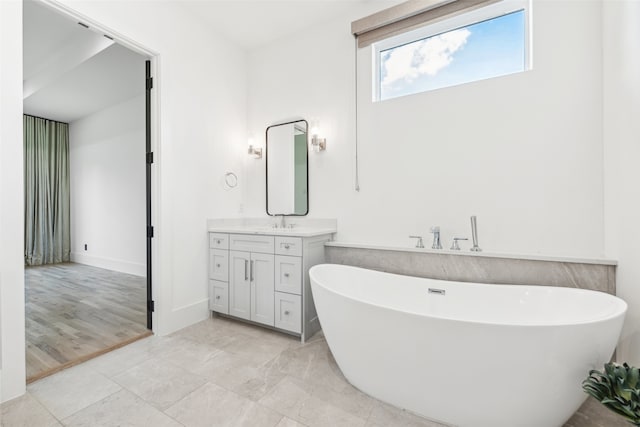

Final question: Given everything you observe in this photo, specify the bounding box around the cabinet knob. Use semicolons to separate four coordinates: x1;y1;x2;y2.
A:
284;273;290;278
216;295;221;300
284;310;290;315
216;239;221;244
284;244;290;249
216;263;221;268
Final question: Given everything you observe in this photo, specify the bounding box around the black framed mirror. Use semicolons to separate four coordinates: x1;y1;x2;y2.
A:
266;119;309;216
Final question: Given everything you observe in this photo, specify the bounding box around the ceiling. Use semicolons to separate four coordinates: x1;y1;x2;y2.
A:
23;0;147;123
22;0;399;122
177;0;399;50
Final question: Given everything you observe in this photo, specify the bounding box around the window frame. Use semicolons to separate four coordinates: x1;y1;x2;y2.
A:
372;0;532;102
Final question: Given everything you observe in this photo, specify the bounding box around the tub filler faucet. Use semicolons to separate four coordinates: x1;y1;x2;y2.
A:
470;215;482;252
430;227;442;249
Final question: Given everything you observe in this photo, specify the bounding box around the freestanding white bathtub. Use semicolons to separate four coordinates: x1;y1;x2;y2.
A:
309;264;627;427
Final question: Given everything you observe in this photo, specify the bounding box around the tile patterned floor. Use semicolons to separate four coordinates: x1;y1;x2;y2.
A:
1;316;631;426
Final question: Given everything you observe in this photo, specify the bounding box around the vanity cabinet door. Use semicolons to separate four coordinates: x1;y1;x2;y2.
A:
250;252;275;326
229;251;251;320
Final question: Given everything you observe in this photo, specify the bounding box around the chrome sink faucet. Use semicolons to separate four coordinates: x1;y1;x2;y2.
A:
430;227;442;249
278;215;286;229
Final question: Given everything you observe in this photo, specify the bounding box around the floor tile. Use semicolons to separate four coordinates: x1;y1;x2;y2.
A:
61;389;182;427
272;340;349;392
276;417;307;427
0;392;61;427
28;365;121;419
221;332;297;366
81;338;154;378
159;337;221;370
165;382;282;427
193;350;286;401
175;318;250;349
259;376;367;427
366;401;449;427
113;357;206;410
564;396;630;427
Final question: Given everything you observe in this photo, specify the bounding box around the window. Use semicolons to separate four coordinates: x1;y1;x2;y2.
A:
374;1;530;101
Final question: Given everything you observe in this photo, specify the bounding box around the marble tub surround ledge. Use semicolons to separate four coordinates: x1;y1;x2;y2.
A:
325;243;616;294
207;217;337;237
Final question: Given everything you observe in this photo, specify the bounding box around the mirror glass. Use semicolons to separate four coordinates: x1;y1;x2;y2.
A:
266;120;308;216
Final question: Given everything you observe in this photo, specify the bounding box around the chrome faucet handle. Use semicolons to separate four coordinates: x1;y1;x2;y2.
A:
429;227;442;249
450;237;468;250
409;235;424;248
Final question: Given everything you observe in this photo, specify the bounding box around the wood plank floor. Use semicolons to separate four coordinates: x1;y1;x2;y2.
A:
25;262;150;383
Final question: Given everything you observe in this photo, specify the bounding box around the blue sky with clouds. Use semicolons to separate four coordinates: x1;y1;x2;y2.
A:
380;10;526;100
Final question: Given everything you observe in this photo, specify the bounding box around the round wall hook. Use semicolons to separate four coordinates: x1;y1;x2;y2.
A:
224;172;238;189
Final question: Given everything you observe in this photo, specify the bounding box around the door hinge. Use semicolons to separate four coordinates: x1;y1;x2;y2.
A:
146;152;154;164
146;77;153;90
147;225;154;238
148;300;155;312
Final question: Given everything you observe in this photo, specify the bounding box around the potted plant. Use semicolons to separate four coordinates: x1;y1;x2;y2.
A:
583;362;640;425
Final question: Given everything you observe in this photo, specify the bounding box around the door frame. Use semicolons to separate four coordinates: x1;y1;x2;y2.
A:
41;0;161;332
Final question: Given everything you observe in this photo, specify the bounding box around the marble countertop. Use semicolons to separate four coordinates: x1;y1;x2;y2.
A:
206;217;337;238
325;241;618;266
207;225;337;237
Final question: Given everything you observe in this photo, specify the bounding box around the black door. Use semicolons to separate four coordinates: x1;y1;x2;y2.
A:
145;60;154;330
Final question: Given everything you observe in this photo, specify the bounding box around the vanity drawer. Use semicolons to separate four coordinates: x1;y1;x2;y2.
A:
209;233;229;249
209;280;229;314
275;255;302;295
274;292;301;334
275;236;302;257
209;249;229;281
229;234;274;254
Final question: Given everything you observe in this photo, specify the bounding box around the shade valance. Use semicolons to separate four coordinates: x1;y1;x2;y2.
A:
351;0;499;47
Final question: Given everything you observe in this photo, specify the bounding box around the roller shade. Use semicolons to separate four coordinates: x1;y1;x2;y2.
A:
352;0;500;48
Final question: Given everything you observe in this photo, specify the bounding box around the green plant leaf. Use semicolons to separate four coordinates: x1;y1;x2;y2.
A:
583;362;640;424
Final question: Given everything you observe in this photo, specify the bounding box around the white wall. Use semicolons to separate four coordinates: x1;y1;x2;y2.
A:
603;0;640;365
51;0;247;332
0;0;26;402
69;94;146;276
246;0;605;258
0;0;247;401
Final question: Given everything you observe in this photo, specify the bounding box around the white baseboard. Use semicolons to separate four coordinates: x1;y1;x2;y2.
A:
70;252;146;277
155;298;209;336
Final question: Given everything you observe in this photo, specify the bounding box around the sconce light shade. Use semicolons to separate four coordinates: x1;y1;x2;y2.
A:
310;123;327;153
311;135;326;153
248;145;262;159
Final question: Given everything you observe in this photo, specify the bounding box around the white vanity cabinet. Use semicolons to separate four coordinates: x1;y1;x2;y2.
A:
207;229;333;342
229;250;275;326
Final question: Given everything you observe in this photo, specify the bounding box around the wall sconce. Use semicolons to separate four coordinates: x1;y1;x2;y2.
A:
310;124;327;153
247;136;262;159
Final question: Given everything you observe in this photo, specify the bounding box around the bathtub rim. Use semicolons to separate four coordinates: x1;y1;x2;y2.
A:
309;263;628;328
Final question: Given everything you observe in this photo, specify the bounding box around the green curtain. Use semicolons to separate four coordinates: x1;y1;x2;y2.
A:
24;115;70;265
